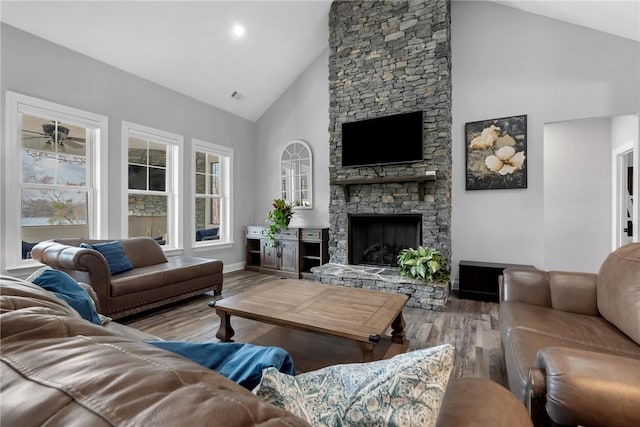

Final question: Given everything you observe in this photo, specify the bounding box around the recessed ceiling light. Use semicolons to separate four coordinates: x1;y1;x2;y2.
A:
233;24;245;37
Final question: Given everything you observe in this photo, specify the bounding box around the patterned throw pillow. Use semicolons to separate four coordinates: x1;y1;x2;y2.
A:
80;241;133;275
255;343;454;427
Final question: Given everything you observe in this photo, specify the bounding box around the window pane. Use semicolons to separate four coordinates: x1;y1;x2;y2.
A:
209;174;220;195
128;165;147;190
148;142;166;167
196;174;206;194
128;194;167;240
210;197;221;225
22;188;88;226
195;152;206;174
21;188;89;255
149;167;166;191
195;197;206;230
22;115;87;157
128;138;147;165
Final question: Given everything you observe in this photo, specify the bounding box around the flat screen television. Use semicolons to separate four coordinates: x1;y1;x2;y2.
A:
341;111;423;167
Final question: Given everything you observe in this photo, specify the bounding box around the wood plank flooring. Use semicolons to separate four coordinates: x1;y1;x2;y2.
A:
121;271;507;386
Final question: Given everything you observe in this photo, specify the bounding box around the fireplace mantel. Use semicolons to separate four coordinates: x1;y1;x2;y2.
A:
332;171;436;202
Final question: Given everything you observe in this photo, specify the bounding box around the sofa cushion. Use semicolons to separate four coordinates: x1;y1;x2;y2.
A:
0;310;309;427
110;257;223;297
255;344;454;427
500;301;640;358
597;243;640;345
80;241;133;275
27;268;102;325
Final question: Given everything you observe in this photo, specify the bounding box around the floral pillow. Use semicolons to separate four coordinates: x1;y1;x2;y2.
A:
254;344;454;427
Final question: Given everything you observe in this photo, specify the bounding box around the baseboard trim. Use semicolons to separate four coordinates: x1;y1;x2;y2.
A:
223;262;245;273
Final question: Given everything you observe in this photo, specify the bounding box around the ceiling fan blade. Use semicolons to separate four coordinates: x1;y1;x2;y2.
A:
22;136;49;140
22;130;47;136
63;140;84;149
66;137;86;143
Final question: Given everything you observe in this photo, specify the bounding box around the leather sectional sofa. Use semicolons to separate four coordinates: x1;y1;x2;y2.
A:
1;276;533;426
31;237;223;319
500;243;640;427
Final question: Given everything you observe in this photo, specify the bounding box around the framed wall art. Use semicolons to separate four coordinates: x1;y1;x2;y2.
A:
465;114;527;190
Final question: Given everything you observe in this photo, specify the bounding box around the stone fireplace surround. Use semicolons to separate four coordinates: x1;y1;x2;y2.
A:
313;1;452;311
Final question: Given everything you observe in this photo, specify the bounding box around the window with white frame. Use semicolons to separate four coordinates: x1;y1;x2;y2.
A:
122;122;182;249
193;139;232;246
3;92;108;268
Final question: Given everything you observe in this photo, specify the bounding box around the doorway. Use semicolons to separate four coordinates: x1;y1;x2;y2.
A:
613;145;635;248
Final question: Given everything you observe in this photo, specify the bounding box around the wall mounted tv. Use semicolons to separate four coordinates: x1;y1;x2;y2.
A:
341;111;424;167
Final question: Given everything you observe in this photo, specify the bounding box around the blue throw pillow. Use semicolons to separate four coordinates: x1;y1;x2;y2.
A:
29;267;102;325
147;341;295;390
80;241;133;275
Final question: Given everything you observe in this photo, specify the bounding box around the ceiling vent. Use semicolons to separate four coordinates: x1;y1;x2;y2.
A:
230;91;245;101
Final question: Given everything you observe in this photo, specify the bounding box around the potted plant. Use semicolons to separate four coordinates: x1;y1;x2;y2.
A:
266;198;299;247
397;246;451;284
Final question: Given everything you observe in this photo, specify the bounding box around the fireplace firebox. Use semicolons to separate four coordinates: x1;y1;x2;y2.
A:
348;214;421;267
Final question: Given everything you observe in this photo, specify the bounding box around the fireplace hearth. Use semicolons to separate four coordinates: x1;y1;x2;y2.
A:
349;214;421;267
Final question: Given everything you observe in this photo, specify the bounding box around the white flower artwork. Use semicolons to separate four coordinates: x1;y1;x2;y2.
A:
465;115;527;190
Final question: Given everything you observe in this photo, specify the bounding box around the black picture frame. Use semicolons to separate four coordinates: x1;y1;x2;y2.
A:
465;114;527;190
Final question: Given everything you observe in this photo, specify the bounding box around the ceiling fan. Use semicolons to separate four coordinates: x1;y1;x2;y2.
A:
22;121;86;149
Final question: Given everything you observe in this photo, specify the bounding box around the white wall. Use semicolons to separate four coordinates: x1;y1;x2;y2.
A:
612;115;639;150
0;24;257;274
543;118;612;272
254;48;330;229
451;1;640;279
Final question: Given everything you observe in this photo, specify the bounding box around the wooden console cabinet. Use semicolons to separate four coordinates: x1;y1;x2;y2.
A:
245;226;328;279
459;260;534;302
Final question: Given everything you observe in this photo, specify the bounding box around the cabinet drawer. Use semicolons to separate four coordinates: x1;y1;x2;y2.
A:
276;228;299;239
246;226;266;238
301;229;322;240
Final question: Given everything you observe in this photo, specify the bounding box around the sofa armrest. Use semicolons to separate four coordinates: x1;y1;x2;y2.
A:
530;347;640;427
31;241;112;307
502;268;552;307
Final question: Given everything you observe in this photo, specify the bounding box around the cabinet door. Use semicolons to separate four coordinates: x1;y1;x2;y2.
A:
261;240;278;269
279;240;299;273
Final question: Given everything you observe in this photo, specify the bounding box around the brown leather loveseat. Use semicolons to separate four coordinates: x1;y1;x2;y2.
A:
500;243;640;426
32;237;223;319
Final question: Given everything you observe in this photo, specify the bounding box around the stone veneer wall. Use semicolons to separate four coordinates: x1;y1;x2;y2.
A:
328;0;452;264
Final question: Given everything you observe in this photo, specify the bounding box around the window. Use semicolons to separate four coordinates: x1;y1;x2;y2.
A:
192;139;233;246
3;92;108;269
281;140;312;208
122;122;182;249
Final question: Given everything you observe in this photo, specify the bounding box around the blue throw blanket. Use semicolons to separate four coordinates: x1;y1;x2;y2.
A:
147;341;295;390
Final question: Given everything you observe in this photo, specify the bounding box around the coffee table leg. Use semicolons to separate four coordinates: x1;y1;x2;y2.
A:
391;311;407;344
356;341;375;362
215;309;235;342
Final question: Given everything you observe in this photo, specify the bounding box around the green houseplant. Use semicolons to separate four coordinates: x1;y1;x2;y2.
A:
266;198;299;247
397;246;450;284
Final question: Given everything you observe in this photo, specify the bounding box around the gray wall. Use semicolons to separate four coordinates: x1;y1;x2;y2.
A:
1;23;256;273
451;1;639;278
543;118;612;272
255;48;331;229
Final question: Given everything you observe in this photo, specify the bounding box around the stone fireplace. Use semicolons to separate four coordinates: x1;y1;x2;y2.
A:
313;0;452;311
349;214;421;266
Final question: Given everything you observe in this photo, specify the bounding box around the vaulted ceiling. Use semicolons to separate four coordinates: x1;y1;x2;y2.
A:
2;1;637;122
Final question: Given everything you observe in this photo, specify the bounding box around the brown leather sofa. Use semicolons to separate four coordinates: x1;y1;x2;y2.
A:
1;275;532;427
500;243;640;427
31;237;223;319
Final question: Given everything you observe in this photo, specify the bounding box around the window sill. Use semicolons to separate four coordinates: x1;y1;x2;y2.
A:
192;241;234;253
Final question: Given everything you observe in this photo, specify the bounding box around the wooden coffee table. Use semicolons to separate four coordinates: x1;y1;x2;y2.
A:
213;279;409;362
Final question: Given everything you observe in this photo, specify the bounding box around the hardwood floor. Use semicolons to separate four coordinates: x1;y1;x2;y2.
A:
121;270;507;386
